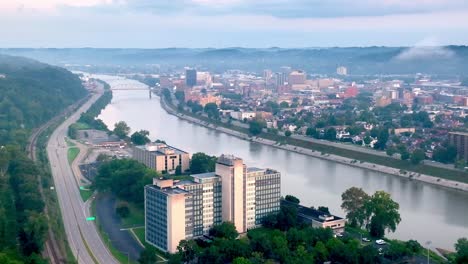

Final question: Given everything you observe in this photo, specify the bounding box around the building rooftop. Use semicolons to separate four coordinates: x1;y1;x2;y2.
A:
282;200;343;223
247;167;264;173
191;172;217;179
449;131;468;136
217;154;243;166
147;184;189;196
135;143;188;155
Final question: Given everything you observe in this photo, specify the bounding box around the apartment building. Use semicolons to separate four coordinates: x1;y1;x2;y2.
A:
144;154;281;253
133;143;190;173
449;132;468;162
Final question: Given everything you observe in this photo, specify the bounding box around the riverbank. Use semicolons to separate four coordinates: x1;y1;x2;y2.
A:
160;95;468;193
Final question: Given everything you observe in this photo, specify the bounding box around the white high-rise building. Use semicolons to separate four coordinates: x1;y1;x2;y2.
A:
144;154;281;252
337;66;348;76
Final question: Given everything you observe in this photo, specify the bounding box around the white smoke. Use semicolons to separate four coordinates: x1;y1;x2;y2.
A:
394;37;455;61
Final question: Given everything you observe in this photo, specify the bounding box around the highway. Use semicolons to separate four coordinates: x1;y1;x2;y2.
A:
46;83;119;264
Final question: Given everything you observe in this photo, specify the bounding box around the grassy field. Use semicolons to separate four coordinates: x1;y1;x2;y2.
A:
121;201;145;228
73;122;92;130
91;199;139;264
79;188;94;202
133;228;145;245
67;147;80;164
164;96;468;184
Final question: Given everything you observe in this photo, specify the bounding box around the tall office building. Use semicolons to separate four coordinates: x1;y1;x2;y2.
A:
145;154;281;252
288;70;306;85
186;69;197;87
337;66;348;76
275;72;288;86
449;132;468;162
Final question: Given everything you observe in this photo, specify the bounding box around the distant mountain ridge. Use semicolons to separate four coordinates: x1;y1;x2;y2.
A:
1;46;467;75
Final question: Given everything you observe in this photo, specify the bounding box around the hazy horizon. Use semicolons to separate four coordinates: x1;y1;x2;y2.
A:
1;0;468;48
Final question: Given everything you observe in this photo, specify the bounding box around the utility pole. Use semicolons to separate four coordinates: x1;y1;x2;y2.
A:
426;241;432;264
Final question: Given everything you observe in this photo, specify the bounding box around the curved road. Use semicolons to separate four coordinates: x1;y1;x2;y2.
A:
47;84;119;264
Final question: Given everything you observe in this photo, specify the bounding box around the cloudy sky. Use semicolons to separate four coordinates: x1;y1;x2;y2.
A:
1;0;468;48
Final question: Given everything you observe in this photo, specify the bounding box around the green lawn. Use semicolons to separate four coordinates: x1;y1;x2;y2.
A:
79;188;94;202
120;201;145;228
67;147;80;164
132;227;145;245
73;122;92;130
91;198;139;264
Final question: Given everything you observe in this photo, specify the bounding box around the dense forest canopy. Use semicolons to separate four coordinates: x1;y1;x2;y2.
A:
0;54;87;145
0;55;87;263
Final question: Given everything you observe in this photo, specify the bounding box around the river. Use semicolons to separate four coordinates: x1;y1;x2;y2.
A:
96;75;468;250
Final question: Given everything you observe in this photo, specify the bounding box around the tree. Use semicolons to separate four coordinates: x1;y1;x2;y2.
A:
285;195;300;204
433;145;457;164
410;149;425;165
139;248;158;264
341;187;370;227
175;91;185;103
284;130;292;137
280;101;289;108
249;120;266;136
455;238;468;264
314;241;329;263
324;127;337;141
365;191;401;238
209;222;238;240
363;136;372;145
305;127;316;137
177;239;199;263
317;206;330;214
386;147;397;156
115;202;130;218
233;257;253;264
113;121;130;139
204;103;220;119
400;151;410;161
190;152;217;174
130;130;150;145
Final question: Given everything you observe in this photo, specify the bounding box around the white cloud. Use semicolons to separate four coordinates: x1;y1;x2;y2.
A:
394;37;455;61
0;0;114;11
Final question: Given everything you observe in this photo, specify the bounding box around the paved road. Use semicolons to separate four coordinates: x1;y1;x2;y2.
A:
47;84;119;264
95;193;144;261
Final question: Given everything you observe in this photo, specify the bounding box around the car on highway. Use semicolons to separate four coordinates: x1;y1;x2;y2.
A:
375;239;386;245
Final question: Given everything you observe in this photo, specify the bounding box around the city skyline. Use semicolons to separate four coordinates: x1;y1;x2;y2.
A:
1;0;468;48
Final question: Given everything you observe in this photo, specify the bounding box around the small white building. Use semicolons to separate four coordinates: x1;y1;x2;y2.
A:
230;111;256;121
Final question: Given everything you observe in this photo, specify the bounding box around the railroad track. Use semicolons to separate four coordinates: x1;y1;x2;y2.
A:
27;96;89;264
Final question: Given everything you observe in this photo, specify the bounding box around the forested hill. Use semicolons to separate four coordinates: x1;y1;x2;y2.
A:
0;55;86;263
1;46;468;75
0;54;87;145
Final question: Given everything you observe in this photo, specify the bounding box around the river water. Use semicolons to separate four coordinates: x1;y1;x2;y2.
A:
96;75;468;250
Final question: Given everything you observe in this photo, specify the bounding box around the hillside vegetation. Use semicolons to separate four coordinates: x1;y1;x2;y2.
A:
0;55;87;263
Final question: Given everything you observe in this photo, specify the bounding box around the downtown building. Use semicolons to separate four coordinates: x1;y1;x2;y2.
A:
133;143;190;174
144;154;281;253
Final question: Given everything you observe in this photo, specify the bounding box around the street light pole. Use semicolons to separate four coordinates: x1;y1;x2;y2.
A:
426;241;432;264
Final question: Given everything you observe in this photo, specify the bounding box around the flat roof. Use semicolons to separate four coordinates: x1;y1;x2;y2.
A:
146;185;188;196
135;144;188;155
449;131;468;136
282;200;343;223
247;167;264;173
191;172;217;179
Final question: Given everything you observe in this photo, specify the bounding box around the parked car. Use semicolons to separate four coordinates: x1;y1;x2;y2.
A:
375;239;386;245
362;237;371;242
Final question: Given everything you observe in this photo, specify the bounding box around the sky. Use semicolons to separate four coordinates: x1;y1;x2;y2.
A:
1;0;468;48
